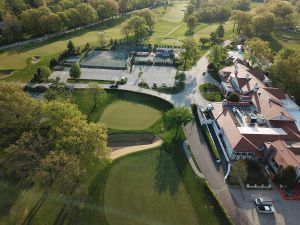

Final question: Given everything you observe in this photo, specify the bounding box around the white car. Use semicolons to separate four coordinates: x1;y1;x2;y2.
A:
255;198;273;206
257;205;275;214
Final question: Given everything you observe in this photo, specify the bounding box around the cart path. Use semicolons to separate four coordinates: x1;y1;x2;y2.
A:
109;140;163;160
155;25;182;38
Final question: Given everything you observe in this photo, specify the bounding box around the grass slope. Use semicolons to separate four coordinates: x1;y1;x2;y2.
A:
100;100;162;130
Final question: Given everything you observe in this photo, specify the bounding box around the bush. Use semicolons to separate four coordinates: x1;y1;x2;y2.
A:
175;72;186;82
227;93;239;102
138;82;149;89
32;66;51;83
201;125;221;161
116;77;128;85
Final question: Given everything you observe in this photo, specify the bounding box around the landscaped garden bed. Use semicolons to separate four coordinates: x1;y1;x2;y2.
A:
199;83;223;102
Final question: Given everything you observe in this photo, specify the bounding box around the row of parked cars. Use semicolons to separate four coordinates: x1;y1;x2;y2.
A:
255;198;275;214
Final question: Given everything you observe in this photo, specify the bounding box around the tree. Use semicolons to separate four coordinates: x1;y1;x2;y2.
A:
88;82;107;109
69;63;81;79
245;37;273;68
136;8;156;31
208;45;227;66
35;151;83;194
67;40;76;53
98;31;108;48
210;32;218;45
127;15;150;43
186;15;197;31
20;7;50;34
164;107;193;137
38;13;62;35
76;3;98;25
269;49;300;103
276;165;298;189
3;132;50;185
121;22;130;42
97;0;119;20
181;38;200;71
33;66;51;83
230;10;252;34
175;72;186;83
119;0;132;13
2;12;21;41
0;82;42;148
216;23;224;40
44;77;71;101
252;12;275;37
230;161;248;185
200;37;210;47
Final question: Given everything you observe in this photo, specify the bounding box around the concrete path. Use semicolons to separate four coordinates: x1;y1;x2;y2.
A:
154;25;182;38
183;122;252;225
109;140;163;160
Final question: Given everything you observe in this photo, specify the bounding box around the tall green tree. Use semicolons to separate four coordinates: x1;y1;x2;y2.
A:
216;23;224;40
181;38;200;71
126;15;150;43
136;8;156;31
88;82;107;110
245;37;273;68
208;45;227;66
276;165;298;189
186;15;197;31
252;12;275;37
69;63;81;79
269;49;300;103
164;107;193;137
2;12;21;41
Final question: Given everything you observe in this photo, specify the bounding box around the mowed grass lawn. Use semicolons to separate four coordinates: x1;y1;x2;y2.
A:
104;145;230;225
100;100;162;130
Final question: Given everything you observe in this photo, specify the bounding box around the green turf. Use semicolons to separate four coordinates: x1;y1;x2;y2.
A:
100;100;162;130
104;146;229;225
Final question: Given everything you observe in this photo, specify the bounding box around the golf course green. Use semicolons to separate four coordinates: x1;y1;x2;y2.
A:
100;100;162;130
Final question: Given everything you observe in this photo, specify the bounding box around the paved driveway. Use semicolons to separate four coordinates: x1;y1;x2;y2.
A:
230;186;300;225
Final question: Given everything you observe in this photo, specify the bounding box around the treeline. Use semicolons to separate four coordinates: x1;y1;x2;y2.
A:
185;0;252;23
230;0;299;38
0;0;158;43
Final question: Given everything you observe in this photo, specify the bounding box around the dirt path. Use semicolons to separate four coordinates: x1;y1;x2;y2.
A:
109;140;163;160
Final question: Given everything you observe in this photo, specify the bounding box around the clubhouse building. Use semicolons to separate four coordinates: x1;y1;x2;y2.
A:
202;61;300;177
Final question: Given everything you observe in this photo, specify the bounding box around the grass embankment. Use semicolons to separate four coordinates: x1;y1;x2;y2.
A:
199;83;223;102
201;125;221;161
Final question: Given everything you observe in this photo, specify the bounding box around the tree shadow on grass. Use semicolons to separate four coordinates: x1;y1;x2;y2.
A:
265;34;283;53
184;30;194;37
154;137;188;196
0;181;21;219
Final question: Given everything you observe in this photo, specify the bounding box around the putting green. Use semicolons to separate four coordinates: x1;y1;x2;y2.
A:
100;100;162;130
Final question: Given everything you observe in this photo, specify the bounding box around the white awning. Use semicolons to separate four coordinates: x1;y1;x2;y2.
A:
237;127;287;135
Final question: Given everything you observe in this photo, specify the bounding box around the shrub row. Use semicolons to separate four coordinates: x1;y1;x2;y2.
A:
204;181;235;225
201;125;221;161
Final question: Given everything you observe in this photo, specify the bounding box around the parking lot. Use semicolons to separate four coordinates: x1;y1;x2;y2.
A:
230;185;300;225
129;65;177;87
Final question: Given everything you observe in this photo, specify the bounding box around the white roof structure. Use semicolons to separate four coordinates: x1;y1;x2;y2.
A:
237;127;287;135
282;98;300;132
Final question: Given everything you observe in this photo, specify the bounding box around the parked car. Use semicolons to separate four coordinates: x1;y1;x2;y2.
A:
152;82;157;89
162;82;167;88
110;82;119;88
257;205;275;214
254;198;273;206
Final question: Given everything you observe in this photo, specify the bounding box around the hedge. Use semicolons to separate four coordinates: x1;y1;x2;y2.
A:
204;181;235;225
202;125;221;161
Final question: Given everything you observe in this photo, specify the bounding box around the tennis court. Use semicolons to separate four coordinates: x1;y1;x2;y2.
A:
80;50;129;69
